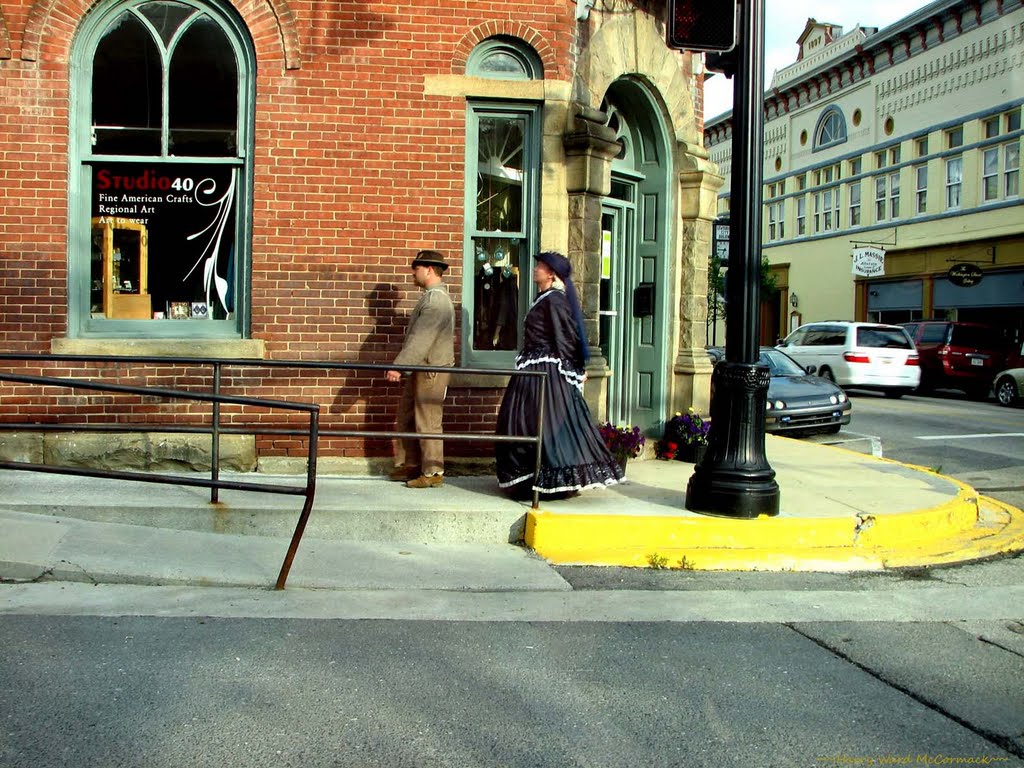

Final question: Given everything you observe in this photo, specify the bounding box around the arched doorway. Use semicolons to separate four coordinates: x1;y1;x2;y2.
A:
598;79;672;432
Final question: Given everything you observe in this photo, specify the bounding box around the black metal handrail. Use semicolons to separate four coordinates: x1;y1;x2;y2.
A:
0;369;319;589
0;353;548;589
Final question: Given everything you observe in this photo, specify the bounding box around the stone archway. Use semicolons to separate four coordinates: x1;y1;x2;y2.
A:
561;9;722;421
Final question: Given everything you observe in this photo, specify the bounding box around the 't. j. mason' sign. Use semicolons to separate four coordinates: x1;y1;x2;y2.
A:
947;263;984;288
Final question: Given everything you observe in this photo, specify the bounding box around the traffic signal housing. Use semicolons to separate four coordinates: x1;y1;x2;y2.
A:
666;0;739;53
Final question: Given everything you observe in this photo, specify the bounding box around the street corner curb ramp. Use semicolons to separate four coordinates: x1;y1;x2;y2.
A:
523;469;1024;572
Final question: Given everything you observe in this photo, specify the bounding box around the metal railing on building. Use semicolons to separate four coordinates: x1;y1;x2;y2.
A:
0;354;546;589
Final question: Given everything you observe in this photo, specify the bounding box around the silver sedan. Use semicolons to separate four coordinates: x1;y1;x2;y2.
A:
994;367;1024;407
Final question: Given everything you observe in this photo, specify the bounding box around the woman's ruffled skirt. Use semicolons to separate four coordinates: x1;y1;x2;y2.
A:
495;361;625;495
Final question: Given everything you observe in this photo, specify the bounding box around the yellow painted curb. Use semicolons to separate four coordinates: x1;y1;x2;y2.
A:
524;491;1024;572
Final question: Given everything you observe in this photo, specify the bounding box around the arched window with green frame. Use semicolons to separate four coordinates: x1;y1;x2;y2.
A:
461;35;543;366
466;36;543;80
68;0;254;338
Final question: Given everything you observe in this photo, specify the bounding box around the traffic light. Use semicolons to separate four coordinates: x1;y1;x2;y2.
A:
666;0;739;53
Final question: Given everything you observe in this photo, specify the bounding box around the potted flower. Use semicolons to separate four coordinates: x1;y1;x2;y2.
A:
657;410;710;463
598;422;646;470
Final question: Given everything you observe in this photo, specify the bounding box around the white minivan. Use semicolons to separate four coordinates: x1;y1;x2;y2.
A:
777;321;920;398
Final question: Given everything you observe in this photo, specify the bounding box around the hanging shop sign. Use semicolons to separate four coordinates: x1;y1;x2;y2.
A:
947;263;984;288
851;247;885;277
713;218;730;265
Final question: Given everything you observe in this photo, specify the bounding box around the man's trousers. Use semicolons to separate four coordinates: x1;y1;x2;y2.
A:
394;370;450;476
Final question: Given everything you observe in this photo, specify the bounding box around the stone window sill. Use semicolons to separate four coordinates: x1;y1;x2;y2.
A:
50;338;267;359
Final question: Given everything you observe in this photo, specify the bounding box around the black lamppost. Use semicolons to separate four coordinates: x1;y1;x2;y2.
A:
683;0;780;518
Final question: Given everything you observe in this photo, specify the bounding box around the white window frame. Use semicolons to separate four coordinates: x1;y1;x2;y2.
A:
945;156;963;210
814;186;840;233
1005;141;1020;199
889;171;900;219
767;201;784;241
914;164;927;215
874;176;887;221
983;141;1020;202
983;146;1000;201
848;181;861;226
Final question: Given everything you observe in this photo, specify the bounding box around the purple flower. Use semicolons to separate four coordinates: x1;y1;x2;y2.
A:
598;422;646;461
663;410;710;446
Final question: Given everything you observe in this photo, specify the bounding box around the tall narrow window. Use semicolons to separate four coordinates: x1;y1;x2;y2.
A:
945;156;963;209
979;111;1021;203
796;196;806;236
1005;143;1020;199
72;0;252;338
464;104;540;361
814;187;840;232
889;171;900;219
915;165;928;214
874;176;887;221
873;172;900;222
848;181;861;226
767;201;784;241
983;147;1001;201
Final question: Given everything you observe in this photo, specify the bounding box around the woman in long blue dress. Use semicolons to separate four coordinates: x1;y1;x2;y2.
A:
495;251;624;496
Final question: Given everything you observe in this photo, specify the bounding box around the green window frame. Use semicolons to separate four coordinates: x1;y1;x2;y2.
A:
466;36;543;80
461;102;541;367
67;0;254;339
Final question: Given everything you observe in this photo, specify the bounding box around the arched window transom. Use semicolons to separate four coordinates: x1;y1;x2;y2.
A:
467;36;542;80
814;106;848;151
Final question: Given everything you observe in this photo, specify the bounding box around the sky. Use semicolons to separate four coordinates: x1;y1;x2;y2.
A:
703;0;936;120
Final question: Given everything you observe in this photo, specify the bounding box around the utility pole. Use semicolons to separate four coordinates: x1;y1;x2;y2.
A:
678;0;781;518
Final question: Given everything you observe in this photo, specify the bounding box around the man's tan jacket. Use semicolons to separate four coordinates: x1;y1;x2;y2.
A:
393;283;455;367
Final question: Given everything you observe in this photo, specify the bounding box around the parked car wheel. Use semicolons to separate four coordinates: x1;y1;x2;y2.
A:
884;388;907;399
819;367;836;383
995;375;1019;407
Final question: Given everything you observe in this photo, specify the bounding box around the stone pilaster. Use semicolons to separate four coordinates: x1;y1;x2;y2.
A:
673;152;725;416
563;104;621;413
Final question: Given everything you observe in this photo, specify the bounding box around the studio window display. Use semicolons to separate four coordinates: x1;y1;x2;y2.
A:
70;0;253;337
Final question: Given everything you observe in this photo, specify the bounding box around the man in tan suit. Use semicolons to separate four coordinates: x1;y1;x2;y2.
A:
386;250;455;488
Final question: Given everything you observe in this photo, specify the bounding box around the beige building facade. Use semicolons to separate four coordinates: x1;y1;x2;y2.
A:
705;0;1024;346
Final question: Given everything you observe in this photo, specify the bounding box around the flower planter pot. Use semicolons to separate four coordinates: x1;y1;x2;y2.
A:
677;443;707;464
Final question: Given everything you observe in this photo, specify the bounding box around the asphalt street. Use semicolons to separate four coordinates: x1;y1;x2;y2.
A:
2;389;1022;768
2;612;1022;768
3;549;1024;768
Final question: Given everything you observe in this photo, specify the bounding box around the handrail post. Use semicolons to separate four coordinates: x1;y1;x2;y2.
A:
275;407;320;590
211;362;221;504
532;376;546;510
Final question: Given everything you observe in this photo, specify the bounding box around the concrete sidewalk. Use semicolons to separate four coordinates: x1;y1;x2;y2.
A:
1;435;1022;590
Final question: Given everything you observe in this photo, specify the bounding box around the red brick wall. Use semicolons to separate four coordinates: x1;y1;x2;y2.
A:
0;0;583;459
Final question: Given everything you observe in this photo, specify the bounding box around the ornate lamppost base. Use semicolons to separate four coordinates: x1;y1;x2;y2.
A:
685;361;780;519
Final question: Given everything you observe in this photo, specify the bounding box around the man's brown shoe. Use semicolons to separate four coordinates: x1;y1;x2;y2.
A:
388;465;418;482
406;474;444;488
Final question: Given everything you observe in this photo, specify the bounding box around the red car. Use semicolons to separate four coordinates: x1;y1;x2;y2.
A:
900;321;1016;399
